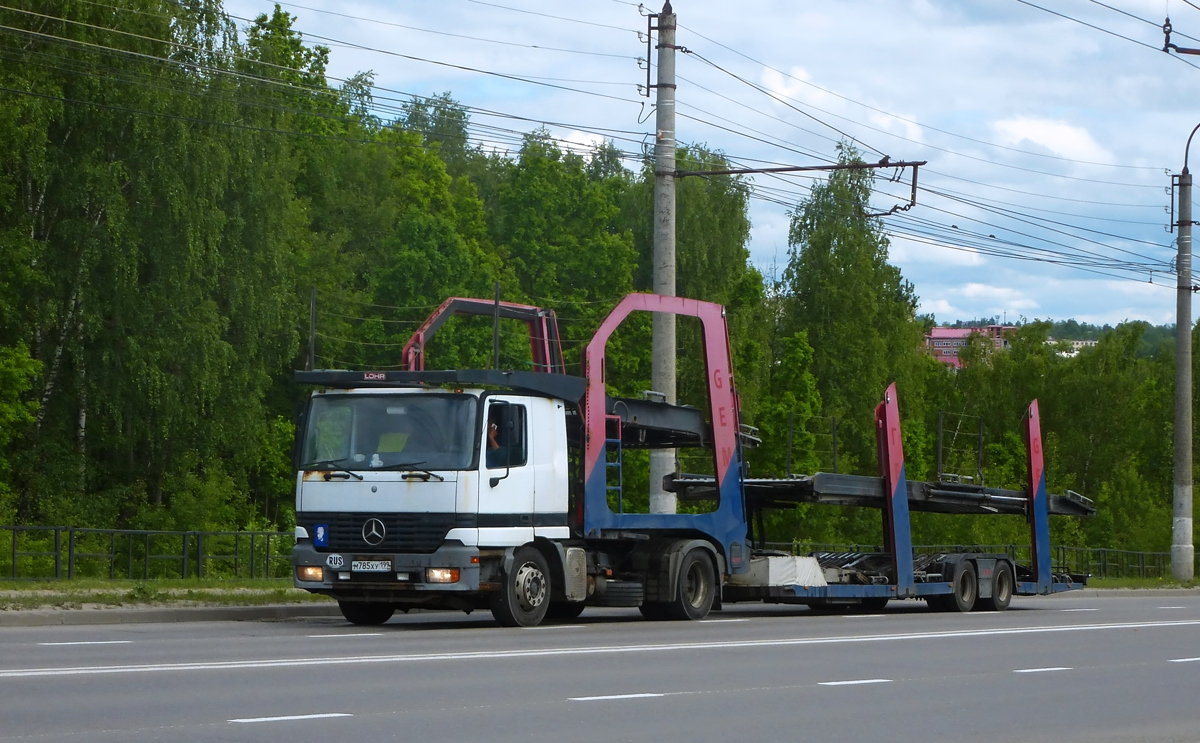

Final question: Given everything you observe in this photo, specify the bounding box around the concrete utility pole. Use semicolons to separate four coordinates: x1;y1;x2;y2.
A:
1174;128;1197;581
649;1;678;514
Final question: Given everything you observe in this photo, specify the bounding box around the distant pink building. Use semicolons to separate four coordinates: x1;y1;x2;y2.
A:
926;325;1014;368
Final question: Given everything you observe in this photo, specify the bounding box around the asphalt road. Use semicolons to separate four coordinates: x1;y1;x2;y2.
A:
1;593;1198;743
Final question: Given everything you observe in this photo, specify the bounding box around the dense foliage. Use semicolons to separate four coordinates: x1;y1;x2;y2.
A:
0;1;1190;554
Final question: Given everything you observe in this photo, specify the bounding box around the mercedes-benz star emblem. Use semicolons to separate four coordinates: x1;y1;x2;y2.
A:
361;518;386;546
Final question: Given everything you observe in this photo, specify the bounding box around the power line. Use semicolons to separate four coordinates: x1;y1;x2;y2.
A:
675;20;1164;172
254;0;639;59
1086;0;1200;43
677;73;841;153
0;12;657;158
463;0;639;34
925;169;1165;207
681;48;888;158
1015;0;1200;69
735;169;1169;275
684;48;1166;189
216;14;642;104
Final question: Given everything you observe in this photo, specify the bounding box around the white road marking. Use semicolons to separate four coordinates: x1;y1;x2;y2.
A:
569;693;664;701
1158;606;1187;610
524;625;585;630
1059;608;1098;612
844;614;884;619
700;619;749;623
1168;657;1200;663
37;641;133;646
305;633;384;638
5;618;1200;679
818;678;891;686
1014;667;1072;673
229;713;352;724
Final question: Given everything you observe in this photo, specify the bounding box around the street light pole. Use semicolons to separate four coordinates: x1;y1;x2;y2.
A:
1173;123;1199;582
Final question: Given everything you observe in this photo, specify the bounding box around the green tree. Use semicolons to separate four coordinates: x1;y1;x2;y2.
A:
780;144;925;477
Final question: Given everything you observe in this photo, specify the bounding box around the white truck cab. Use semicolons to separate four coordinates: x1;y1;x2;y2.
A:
292;386;570;624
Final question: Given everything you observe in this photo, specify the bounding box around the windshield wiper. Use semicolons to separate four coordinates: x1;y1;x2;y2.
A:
380;461;446;482
304;459;364;481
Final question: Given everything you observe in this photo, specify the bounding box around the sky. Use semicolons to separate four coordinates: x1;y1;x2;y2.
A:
222;0;1200;328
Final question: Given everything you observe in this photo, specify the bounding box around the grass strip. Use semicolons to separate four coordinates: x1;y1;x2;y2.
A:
0;578;333;611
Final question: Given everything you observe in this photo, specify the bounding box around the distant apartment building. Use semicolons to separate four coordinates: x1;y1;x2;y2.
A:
1048;337;1099;358
926;325;1015;368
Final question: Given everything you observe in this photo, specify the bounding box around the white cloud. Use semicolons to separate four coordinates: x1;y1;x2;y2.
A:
867;111;923;144
990;117;1115;164
957;283;1040;311
919;298;963;319
560;130;606;156
759;66;840;111
890;235;986;266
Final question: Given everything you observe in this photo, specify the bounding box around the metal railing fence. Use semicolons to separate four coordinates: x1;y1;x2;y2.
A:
1;526;293;581
763;541;1198;580
2;526;1194;581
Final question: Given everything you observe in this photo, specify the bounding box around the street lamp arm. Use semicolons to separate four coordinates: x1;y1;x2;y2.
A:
1185;122;1200;175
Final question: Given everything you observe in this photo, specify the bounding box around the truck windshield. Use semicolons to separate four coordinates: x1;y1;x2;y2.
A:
301;394;477;471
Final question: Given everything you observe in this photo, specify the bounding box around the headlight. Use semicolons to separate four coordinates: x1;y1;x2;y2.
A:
296;566;324;582
426;568;460;584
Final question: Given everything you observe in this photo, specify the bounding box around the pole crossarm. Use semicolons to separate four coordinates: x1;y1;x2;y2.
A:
676;159;928;217
674;158;927;178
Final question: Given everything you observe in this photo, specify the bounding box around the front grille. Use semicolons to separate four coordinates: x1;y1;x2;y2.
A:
301;512;473;553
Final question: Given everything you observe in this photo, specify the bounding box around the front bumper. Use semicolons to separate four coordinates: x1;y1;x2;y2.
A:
292;541;482;595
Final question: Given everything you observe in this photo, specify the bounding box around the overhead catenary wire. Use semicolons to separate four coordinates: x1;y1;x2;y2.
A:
674;20;1164;171
0;13;657;159
248;0;639;59
3;3;1177;291
464;0;639;34
679;48;888;159
0;6;642;108
683;47;1167;189
1087;0;1200;43
1015;0;1200;69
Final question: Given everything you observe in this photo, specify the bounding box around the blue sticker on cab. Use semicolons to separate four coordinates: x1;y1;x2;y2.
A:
314;524;329;547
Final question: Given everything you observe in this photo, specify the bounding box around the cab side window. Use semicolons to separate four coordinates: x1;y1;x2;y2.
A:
486;404;527;468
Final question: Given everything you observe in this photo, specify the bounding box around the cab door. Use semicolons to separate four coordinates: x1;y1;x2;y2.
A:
477;396;536;545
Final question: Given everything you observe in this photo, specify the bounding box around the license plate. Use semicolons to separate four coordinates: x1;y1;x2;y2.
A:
351;560;392;572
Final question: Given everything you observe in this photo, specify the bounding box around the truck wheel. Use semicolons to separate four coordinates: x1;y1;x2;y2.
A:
491;547;551;627
978;561;1013;612
667;549;716;621
947;560;978;612
338;601;395;626
546;601;586;621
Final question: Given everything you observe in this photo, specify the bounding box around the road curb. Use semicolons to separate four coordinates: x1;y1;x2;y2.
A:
1070;587;1200;598
0;603;342;627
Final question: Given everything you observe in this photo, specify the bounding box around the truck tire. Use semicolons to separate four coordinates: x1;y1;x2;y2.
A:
338;601;395;626
491;546;551;627
546;601;586;621
666;549;716;621
937;560;978;612
977;561;1013;612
